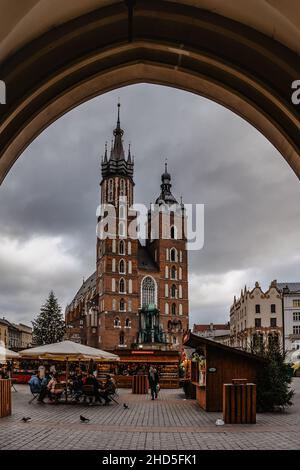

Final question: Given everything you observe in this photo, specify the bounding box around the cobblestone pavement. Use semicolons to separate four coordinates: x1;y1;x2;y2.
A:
0;379;300;450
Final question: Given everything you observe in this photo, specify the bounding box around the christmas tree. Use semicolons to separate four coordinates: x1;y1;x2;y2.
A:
32;291;66;345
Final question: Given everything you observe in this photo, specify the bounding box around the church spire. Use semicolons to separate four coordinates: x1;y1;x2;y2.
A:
155;160;178;205
101;102;134;179
111;102;125;161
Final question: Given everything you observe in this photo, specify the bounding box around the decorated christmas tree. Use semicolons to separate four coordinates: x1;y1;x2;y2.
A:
32;291;66;345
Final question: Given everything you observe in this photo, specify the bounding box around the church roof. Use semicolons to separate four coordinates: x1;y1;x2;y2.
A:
138;244;158;271
67;271;97;309
155;162;178;205
277;282;300;293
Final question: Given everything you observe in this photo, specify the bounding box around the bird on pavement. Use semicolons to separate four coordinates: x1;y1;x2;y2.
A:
21;417;31;422
80;415;90;423
123;403;129;409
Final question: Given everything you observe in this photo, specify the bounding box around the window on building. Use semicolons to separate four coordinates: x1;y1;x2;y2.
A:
170;248;177;262
119;259;125;274
114;317;120;327
112;258;116;272
119;240;125;255
128;260;132;274
270;317;277;327
165;303;169;315
255;318;261;328
128;279;132;294
119;179;125;196
173;336;177;344
112;299;116;311
171;266;176;280
120;298;125;311
112;278;116;292
170;225;177;239
119;221;126;237
128;299;132;312
165;266;168;278
112;239;116;253
168;320;172;330
141;276;156;308
165;284;168;297
179;304;183;315
271;304;276;313
255;304;261;314
293;325;300;335
119;204;126;219
293;300;300;308
171;284;177;298
119;278;125;293
108;179;114;202
268;333;279;347
166;248;169;261
127;241;131;255
125;318;131;328
179;267;182;280
171;303;176;316
119;332;125;345
293;312;300;322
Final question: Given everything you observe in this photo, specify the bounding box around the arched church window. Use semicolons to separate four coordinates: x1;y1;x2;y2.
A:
170;248;177;262
119;221;126;237
119;178;126;196
119;332;125;345
171;303;176;316
119;204;126;219
119;240;125;255
119;259;126;274
119;278;126;293
171;284;177;298
171;266;176;280
108;179;114;202
141;276;156;308
170;225;177;239
120;298;125;311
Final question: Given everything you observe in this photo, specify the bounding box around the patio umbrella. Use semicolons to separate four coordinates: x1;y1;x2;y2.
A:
20;341;119;400
0;346;20;362
19;341;119;362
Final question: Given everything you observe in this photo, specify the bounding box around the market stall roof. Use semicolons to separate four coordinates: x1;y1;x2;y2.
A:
183;331;265;362
0;346;20;361
19;340;119;361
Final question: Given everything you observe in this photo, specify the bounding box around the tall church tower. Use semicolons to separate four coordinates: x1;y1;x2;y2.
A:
94;104;189;352
97;103;140;351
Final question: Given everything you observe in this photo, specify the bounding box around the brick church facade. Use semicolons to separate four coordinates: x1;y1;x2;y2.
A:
65;105;189;352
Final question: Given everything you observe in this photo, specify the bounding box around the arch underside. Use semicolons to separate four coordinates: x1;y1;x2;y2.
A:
1;1;300;182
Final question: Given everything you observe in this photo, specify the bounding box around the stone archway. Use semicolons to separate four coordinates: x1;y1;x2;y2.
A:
1;1;300;183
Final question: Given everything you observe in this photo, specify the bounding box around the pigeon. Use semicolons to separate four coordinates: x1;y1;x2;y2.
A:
123;403;129;409
21;417;31;422
80;415;90;423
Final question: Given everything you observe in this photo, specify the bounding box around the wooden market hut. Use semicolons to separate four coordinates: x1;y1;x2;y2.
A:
183;331;265;412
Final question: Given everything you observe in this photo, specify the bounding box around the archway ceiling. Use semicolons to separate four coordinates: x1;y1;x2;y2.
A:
1;0;300;62
0;0;299;183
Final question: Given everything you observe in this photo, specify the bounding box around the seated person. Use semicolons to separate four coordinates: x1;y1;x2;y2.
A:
28;371;42;394
84;372;102;403
99;375;116;405
37;372;51;404
47;373;63;402
72;374;84;401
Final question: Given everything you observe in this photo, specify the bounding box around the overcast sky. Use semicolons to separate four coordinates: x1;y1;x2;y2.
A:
0;84;299;327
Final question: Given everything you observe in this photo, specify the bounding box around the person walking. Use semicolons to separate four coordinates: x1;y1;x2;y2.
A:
148;366;159;400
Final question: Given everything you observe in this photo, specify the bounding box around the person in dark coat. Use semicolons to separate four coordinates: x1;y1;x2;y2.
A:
148;366;159;400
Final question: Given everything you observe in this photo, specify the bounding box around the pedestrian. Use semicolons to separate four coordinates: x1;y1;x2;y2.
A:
148;366;159;400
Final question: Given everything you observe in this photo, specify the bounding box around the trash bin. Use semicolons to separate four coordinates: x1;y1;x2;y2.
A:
223;379;256;424
0;379;12;417
132;375;148;394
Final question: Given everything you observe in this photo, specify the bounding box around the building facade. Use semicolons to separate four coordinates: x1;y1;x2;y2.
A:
276;282;300;355
14;323;33;349
0;318;8;348
230;281;283;351
66;105;189;352
193;323;230;345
